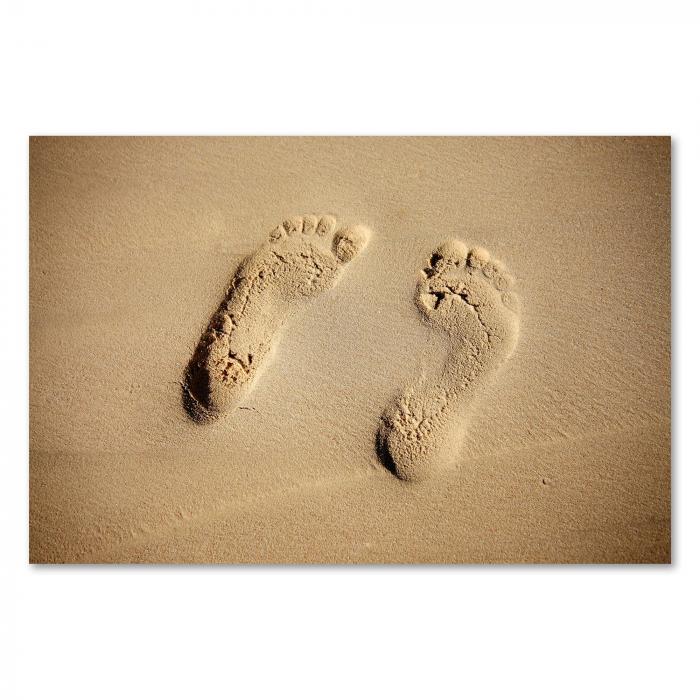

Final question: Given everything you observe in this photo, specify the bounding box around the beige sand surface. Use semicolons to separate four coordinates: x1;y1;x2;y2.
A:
29;137;670;563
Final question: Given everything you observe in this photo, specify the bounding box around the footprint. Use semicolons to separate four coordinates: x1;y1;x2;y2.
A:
377;240;521;482
183;215;371;422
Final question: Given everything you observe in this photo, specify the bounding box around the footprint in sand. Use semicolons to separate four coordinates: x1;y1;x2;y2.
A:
184;215;371;422
377;240;521;482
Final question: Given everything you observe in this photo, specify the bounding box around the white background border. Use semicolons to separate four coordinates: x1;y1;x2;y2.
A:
1;2;696;698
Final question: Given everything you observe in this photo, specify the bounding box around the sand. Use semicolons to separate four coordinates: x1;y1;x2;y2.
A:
29;136;670;563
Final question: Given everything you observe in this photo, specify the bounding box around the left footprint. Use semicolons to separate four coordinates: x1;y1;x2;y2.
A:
184;215;371;422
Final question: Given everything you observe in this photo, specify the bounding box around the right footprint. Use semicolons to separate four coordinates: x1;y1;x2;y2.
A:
377;239;521;482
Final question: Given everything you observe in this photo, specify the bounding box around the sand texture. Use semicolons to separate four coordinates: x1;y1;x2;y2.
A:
29;137;671;563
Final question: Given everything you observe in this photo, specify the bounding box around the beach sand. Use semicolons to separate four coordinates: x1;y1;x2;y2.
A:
29;136;670;563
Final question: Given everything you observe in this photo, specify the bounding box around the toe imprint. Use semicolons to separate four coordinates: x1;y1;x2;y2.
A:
316;215;337;237
333;225;371;263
